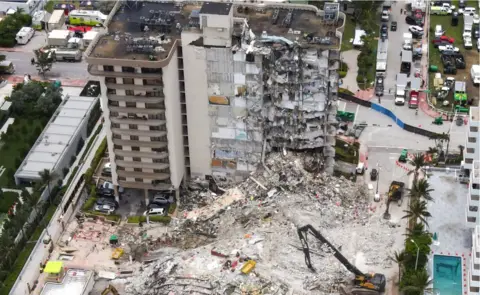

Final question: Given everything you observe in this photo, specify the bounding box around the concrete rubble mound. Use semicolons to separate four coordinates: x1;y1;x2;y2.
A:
119;153;396;295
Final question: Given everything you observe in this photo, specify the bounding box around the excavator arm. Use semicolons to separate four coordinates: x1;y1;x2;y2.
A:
297;224;364;277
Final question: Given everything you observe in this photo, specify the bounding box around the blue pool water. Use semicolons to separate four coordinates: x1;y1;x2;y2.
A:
433;255;462;295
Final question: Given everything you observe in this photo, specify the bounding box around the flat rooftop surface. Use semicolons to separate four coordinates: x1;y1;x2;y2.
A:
90;2;343;60
40;269;92;295
15;96;97;180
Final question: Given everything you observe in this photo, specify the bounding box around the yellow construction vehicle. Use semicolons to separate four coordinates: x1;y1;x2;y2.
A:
101;285;119;295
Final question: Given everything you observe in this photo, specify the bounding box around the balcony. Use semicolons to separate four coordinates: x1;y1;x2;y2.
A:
113;138;168;148
115;149;168;159
111;117;166;126
109;106;165;115
118;180;172;190
112;128;166;138
106;83;163;92
116;160;169;170
108;94;164;104
88;65;162;78
117;170;170;180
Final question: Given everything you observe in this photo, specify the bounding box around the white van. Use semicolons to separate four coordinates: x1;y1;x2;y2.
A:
462;7;476;15
15;27;34;45
143;208;165;216
434;25;444;38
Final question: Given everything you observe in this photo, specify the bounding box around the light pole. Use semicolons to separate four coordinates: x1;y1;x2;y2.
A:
411;239;420;271
376;163;380;194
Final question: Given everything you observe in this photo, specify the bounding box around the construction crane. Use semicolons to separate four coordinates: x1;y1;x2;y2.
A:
101;285;119;295
297;225;386;294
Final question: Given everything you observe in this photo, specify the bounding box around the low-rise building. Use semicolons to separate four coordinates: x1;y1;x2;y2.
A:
14;95;99;185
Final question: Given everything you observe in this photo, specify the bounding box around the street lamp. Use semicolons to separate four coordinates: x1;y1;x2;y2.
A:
376;163;380;194
411;239;420;271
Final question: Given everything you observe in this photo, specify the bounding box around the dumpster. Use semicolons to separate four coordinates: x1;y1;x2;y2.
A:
429;65;438;72
337;111;355;122
399;149;408;163
241;260;256;274
111;248;124;259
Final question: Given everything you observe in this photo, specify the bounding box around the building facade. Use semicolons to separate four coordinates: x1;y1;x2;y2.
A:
86;0;344;196
465;107;480;228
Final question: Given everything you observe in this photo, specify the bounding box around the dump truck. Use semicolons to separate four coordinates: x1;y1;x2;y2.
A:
388;181;405;206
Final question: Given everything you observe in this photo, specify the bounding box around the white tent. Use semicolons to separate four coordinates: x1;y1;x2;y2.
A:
353;29;366;46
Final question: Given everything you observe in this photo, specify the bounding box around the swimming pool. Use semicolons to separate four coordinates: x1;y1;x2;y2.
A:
433;255;462;295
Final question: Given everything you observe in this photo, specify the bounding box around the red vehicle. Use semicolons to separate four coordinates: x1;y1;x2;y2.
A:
408;91;419;109
413;9;424;25
432;35;455;44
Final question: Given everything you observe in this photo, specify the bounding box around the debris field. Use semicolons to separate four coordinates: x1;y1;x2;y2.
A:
114;153;397;295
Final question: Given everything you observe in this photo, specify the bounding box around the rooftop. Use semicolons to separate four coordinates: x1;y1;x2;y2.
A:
89;1;344;61
15;95;97;180
40;269;93;295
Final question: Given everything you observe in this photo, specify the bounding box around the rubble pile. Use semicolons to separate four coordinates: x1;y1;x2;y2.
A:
120;153;397;295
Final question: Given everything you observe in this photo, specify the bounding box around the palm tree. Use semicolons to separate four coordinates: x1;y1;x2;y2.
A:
408;153;425;181
401;269;433;295
403;200;432;227
405;223;428;240
39;169;57;205
389;250;406;283
408;179;434;202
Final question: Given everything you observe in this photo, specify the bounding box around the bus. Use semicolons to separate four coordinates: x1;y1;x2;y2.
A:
68;10;106;26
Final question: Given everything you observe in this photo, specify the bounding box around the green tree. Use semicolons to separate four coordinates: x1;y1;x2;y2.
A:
33;49;56;78
401;269;433;295
405;223;428;240
389;250;406;283
408;179;434;202
403;200;431;227
39;169;57;205
407;153;425;181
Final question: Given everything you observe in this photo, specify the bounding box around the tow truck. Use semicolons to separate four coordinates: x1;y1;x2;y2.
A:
298;225;386;294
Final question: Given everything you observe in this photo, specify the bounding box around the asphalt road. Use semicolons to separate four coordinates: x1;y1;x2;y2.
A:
5;51;91;81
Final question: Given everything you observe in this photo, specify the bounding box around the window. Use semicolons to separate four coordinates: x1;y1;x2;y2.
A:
117;166;125;171
467;148;475;154
151;137;163;141
105;77;116;83
146;91;163;97
152;148;165;153
472;195;480;201
123;78;134;84
135;178;143;182
474;183;479;189
150;126;160;131
153;158;168;163
143;79;163;86
108;100;119;107
129;124;138;130
133;157;141;162
145;103;164;109
113;134;121;139
141;68;162;74
468;216;477;223
114;144;122;150
134;168;142;172
471;126;479;133
119;177;126;181
466;158;474;164
111;123;120;128
107;88;116;94
470;206;478;212
469;137;477;143
246;53;255;62
122;66;135;73
471;287;480;293
132;146;140;151
130;135;139;140
110;112;119;117
125;102;136;108
125;90;134;95
115;155;124;160
103;65;114;72
154;168;167;173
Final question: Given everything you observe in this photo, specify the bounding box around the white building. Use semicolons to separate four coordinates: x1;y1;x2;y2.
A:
86;1;343;200
465;107;480;227
469;220;480;294
0;0;44;15
14;95;99;185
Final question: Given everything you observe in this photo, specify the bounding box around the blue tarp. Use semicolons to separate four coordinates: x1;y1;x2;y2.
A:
371;103;405;129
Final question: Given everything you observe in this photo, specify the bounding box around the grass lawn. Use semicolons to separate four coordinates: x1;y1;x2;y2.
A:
341;16;356;52
428;8;479;110
0;118;43;187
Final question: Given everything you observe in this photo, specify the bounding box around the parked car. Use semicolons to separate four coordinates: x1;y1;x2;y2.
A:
97;187;114;198
391;21;397;31
464;36;473;49
380;24;388;40
375;75;384;97
406;15;417;25
370;169;378;181
474;28;479;39
451;12;459;26
102;181;124;194
409;25;423;35
94;198;118;214
143;207;165;216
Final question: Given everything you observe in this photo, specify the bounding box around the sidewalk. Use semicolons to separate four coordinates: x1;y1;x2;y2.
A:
6;75;87;87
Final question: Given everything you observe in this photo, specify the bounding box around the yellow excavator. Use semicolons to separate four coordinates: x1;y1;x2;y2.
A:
101;285;119;295
297;225;386;295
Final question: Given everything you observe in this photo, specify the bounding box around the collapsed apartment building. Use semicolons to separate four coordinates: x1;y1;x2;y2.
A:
86;1;344;196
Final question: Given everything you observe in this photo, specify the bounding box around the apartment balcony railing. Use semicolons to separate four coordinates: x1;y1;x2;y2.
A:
109;106;165;115
106;83;163;92
111;128;166;138
114;149;168;159
110;117;166;126
116;160;169;170
108;94;164;104
113;138;168;148
117;170;170;180
88;65;163;78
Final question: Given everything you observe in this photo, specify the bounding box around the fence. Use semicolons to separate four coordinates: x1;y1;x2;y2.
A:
338;92;443;139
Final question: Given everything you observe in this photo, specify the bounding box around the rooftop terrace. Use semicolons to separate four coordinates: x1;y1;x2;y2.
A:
88;1;344;62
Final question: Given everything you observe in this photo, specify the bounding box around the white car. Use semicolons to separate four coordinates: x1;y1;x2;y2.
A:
477;38;480;52
143;207;165;216
473;14;480;24
409;25;424;35
395;96;405;105
438;44;460;53
464;36;473;49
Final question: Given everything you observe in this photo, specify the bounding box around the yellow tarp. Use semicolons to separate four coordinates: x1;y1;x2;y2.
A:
44;261;63;274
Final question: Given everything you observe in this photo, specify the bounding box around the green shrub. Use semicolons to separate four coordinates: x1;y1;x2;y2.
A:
338;88;355;96
82;196;97;211
127;215;171;224
0;191;19;213
66;166;79;187
356;75;365;83
85;211;120;222
89;185;97;198
338;71;347;78
168;203;177;214
84;168;93;185
91;138;107;171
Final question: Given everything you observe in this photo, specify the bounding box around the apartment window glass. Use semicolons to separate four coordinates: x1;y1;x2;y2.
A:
466;158;474;164
129;124;138;130
154;169;167;173
153;158;167;163
468;216;477;223
467;148;475;154
134;168;142;172
130;135;139;140
145;103;164;109
125;90;134;95
113;134;121;139
111;123;120;128
152;148;165;152
103;65;114;72
108;100;119;107
123;78;134;85
117;166;125;171
470;206;478;212
132;146;140;151
471;287;480;293
122;66;135;73
151;137;162;141
150;126;160;131
143;79;162;86
133;157;141;162
119;177;126;181
105;77;116;84
469;137;477;143
110;111;119;117
125;102;136;108
471;126;479;132
115;155;124;160
141;67;162;74
114;144;122;150
107;88;116;94
135;178;143;182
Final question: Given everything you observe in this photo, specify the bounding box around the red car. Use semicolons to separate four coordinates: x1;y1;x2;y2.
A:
408;91;419;109
432;35;455;44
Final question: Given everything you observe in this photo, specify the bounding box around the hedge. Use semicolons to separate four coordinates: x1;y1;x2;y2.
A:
338;71;347;78
82;196;97;211
168;203;177;215
84;211;121;222
127;215;171;224
79;124;103;162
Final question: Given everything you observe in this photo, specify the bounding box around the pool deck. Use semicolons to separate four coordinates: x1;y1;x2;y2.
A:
427;171;471;294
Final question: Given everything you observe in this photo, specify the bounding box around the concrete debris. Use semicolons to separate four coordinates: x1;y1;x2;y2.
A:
119;153;396;295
